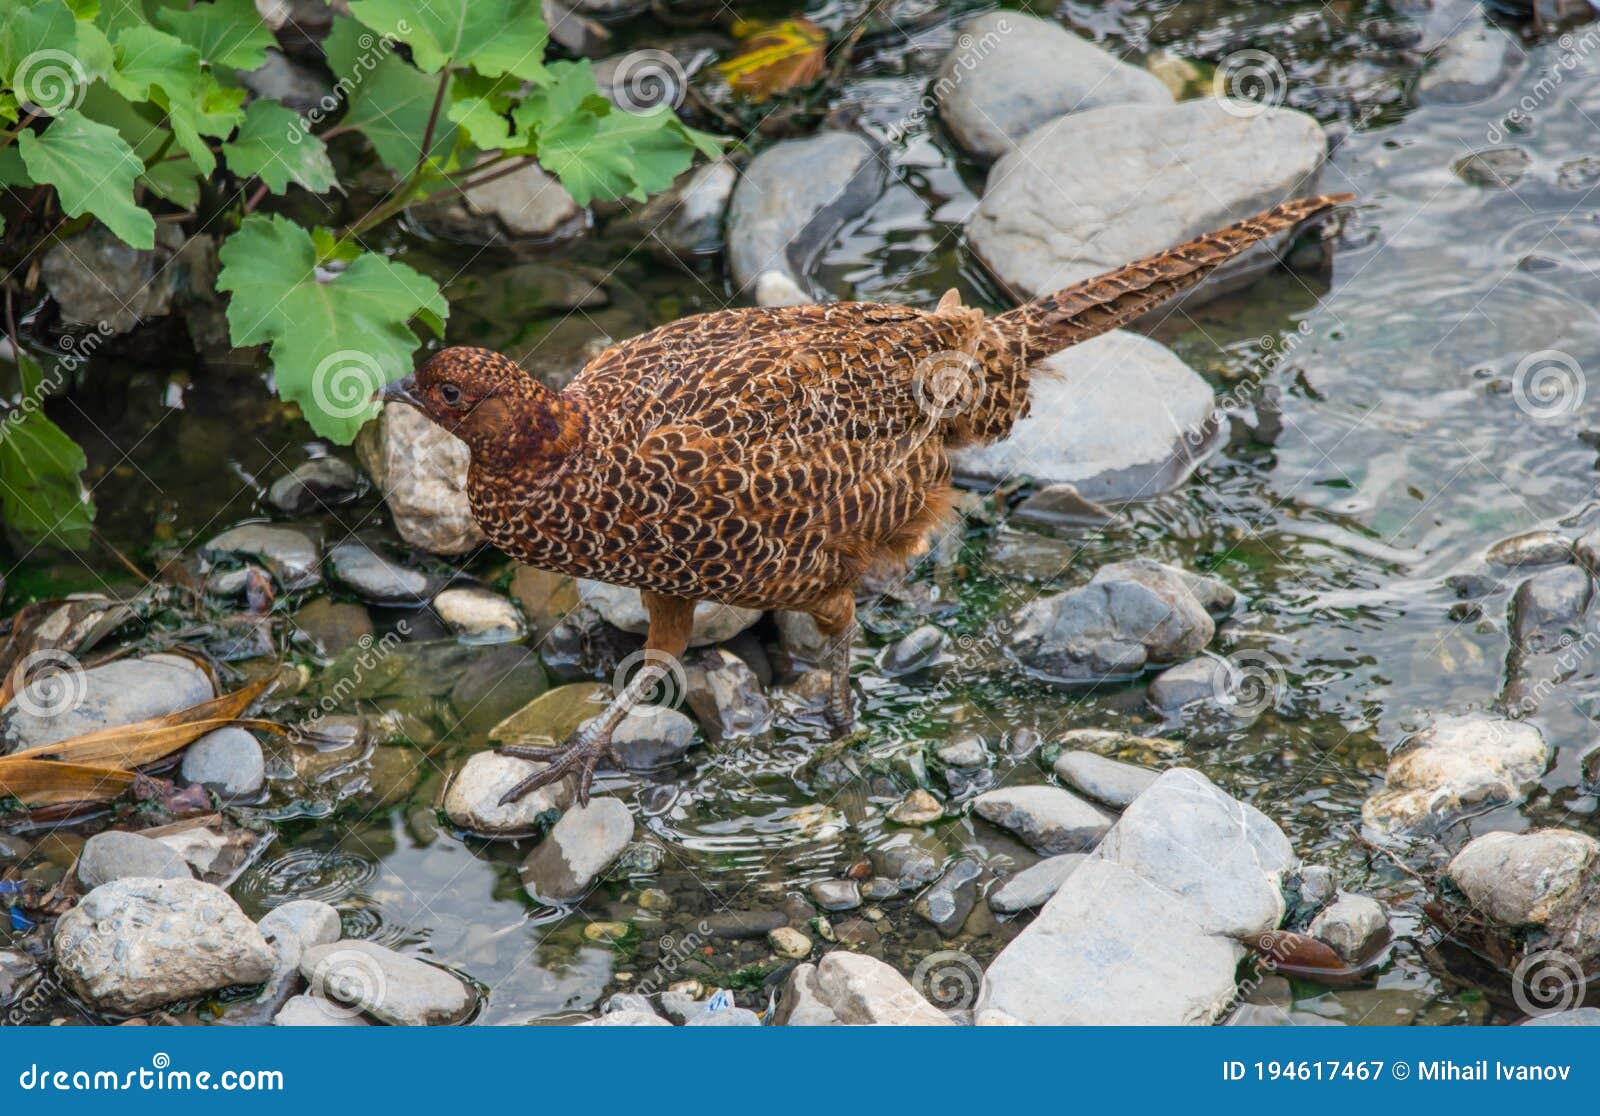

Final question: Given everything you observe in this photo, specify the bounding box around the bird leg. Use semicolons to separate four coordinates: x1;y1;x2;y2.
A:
497;592;695;807
809;591;857;739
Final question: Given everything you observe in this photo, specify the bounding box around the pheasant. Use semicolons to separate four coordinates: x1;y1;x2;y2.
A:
379;192;1351;805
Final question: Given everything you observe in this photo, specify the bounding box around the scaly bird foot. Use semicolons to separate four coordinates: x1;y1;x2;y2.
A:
497;731;615;808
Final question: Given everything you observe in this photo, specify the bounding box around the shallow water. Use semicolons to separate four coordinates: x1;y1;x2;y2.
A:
7;0;1600;1025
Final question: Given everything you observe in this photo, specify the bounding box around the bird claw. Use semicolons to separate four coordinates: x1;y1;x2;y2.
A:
497;732;614;808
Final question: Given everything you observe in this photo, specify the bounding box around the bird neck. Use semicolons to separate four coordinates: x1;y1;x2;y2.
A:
467;383;589;482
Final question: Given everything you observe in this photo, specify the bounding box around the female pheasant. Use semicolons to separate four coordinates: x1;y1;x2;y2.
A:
380;193;1350;805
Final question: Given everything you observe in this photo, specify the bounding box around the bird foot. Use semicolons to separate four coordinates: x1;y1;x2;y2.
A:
497;731;615;808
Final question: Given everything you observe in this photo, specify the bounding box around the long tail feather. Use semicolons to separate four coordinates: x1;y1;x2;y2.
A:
993;193;1352;364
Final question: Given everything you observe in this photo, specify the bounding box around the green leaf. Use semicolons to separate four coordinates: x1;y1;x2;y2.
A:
0;352;95;550
217;215;448;442
0;0;77;85
93;0;157;37
326;17;459;176
222;98;334;194
155;0;274;69
105;23;196;102
347;0;548;81
447;69;519;150
17;108;153;247
140;155;199;206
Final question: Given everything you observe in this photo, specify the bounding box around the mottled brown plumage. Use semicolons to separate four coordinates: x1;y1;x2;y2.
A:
381;192;1350;803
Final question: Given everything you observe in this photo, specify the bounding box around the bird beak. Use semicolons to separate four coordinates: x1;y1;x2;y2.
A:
374;374;422;409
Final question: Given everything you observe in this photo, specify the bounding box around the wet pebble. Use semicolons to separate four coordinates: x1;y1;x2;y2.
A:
180;727;265;799
1487;531;1573;569
1510;565;1591;652
701;909;787;940
915;857;981;934
205;523;321;590
273;994;371;1026
1147;656;1231;712
1446;829;1598;936
520;797;634;903
431;587;525;642
989;854;1087;914
1052;751;1158;809
291;598;374;656
685;649;772;740
356;403;485;556
448;645;548;736
444;752;573;837
301;941;475;1026
1363;714;1549;837
612;705;698;770
77;830;192;889
267;458;361;515
768;927;812;959
936;734;989;769
1308;894;1389;962
876;625;947;676
1453;147;1531;188
327;540;438;604
972;785;1114;855
809;879;861;912
1;654;214;754
870;832;944;887
887;789;944;826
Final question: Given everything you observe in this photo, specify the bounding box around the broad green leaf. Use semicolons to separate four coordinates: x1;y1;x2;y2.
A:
0;92;18;125
164;74;245;174
347;0;548;81
106;23;196;102
140;154;199;206
93;0;158;37
217;215;448;442
0;147;27;186
326;16;459;175
0;0;76;85
65;0;100;17
447;70;520;150
0;352;95;550
155;0;274;69
222;98;335;194
17;108;153;247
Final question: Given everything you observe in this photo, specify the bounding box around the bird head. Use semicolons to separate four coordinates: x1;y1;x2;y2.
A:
377;347;581;473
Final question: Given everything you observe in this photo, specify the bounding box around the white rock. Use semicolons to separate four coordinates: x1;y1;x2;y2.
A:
988;853;1087;914
273;994;372;1026
950;331;1217;501
1096;768;1295;939
460;161;583;239
1307;894;1389;962
0;654;213;753
356;402;486;556
180;726;265;798
576;579;759;646
520;797;634;902
813;951;954;1026
1446;829;1598;927
76;831;192;889
936;12;1171;161
972;785;1114;855
300;940;474;1026
977;857;1240;1025
968;99;1326;306
432;587;525;642
54;878;276;1014
444;751;573;836
1052;750;1159;809
1362;715;1550;837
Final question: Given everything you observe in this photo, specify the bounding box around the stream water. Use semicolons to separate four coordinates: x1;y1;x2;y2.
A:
7;0;1600;1025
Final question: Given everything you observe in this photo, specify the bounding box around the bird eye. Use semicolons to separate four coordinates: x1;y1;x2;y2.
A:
439;383;462;406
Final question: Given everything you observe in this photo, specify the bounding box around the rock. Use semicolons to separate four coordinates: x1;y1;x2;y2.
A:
601;992;656;1015
612;705;698;769
1510;566;1591;652
179;727;265;798
267;457;361;515
300;941;474;1026
54;878;276;1014
204;523;321;589
1362;714;1550;837
444;751;573;836
439;160;584;241
1295;864;1338;909
809;879;861;911
448;645;548;736
1009;559;1224;681
490;682;611;745
775;610;832;664
876;625;947;676
42;225;182;334
755;271;809;307
1147;656;1232;712
1454;147;1531;188
621;159;736;259
1446;829;1598;928
936;735;989;769
150;819;273;887
291;598;374;656
236;898;343;1025
989;854;1086;913
520;797;635;902
1011;483;1123;528
870;832;944;888
1057;727;1185;760
77;830;192;888
1307;894;1389;962
727;132;885;297
685;649;772;740
577;579;759;646
240;49;333;113
431;587;525;642
887;788;945;826
769;927;812;959
1052;751;1158;809
812;951;954;1026
326;539;437;603
700;909;786;940
355;402;486;556
509;566;579;641
968;99;1326;306
583;921;630;943
273;994;372;1026
973;785;1114;854
773;963;842;1025
978;857;1241;1025
1418;24;1520;104
950;332;1217;502
258;900;343;953
935;11;1170;162
581;1009;670;1026
915;857;981;934
1574;528;1600;575
1096;768;1294;938
0;653;213;754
